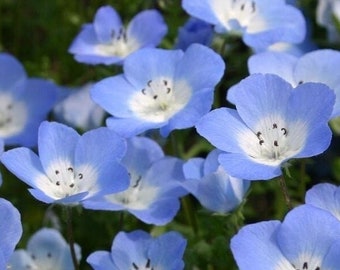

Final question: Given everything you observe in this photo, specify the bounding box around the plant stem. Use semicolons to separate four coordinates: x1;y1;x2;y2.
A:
278;174;292;210
66;207;79;270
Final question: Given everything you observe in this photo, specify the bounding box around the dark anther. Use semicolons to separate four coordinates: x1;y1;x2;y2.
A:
259;140;264;145
315;267;320;270
132;175;142;188
256;131;262;138
55;170;60;175
78;173;83;180
142;89;146;95
147;80;152;87
7;104;13;110
31;254;36;260
240;3;245;10
47;252;52;258
167;87;171;94
298;80;304;85
163;80;168;86
153;95;158;100
251;1;256;12
132;262;139;269
68;167;73;172
281;128;287;135
146;258;151;268
274;140;279;147
69;183;75;188
273;123;277;129
303;262;308;269
56;181;60;186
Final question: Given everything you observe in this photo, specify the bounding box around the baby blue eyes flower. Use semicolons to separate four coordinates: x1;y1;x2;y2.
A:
182;0;306;51
248;49;340;118
0;198;22;269
83;136;187;225
68;5;167;65
91;43;225;137
7;228;81;270
231;205;340;270
0;53;58;147
0;121;129;205
87;230;187;270
196;73;335;180
182;149;250;213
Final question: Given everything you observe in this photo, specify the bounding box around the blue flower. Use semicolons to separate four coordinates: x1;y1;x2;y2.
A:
0;53;58;147
83;136;187;225
1;121;129;205
182;0;306;51
87;230;187;270
248;49;340;118
174;17;214;51
231;205;340;270
68;5;167;65
305;183;340;220
0;198;22;269
7;228;81;270
182;149;250;213
91;43;225;137
196;73;335;180
53;83;106;131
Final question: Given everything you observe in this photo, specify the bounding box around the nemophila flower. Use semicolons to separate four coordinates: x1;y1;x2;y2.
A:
0;121;129;205
0;198;22;269
305;183;340;220
68;5;167;65
182;149;250;213
83;136;187;225
317;0;340;42
231;205;340;270
174;17;214;50
182;0;306;51
196;73;335;180
87;230;187;270
53;83;106;131
91;43;225;137
7;228;81;270
0;53;58;147
248;49;340;118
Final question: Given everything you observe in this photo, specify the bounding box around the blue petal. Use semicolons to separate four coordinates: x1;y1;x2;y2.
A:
123;48;183;90
87;251;116;270
0;53;27;93
227;74;293;130
38;121;80;173
231;220;291;270
183;157;205;180
322;240;340;269
196;107;249;153
7;250;35;270
219;152;282;180
93;6;122;43
247;51;297;86
127;10;167;47
277;205;340;266
90;75;136;117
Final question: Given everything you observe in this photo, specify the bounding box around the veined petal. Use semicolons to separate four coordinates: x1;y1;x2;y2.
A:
322;240;340;269
94;6;122;43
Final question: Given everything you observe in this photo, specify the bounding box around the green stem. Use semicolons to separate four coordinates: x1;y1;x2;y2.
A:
66;207;79;270
278;173;292;210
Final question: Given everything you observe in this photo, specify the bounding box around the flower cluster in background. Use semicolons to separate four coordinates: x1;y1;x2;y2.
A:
1;0;340;269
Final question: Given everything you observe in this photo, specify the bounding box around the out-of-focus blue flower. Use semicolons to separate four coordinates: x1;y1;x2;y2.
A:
53;83;106;131
174;17;214;50
182;149;250;213
196;73;335;180
248;49;340;118
316;0;340;42
305;183;340;220
0;53;58;147
0;198;22;269
83;136;187;225
231;205;340;270
87;230;187;270
91;43;225;137
1;121;129;205
182;0;306;51
7;228;81;270
68;5;167;65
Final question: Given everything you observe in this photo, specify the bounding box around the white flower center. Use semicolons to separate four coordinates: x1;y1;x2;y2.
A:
106;173;158;210
95;27;140;57
131;258;154;270
129;78;192;123
42;161;98;200
238;115;307;166
0;93;27;138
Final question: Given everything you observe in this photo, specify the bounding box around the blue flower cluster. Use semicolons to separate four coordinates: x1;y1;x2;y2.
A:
1;1;340;269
